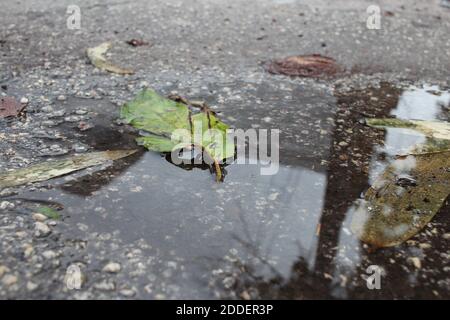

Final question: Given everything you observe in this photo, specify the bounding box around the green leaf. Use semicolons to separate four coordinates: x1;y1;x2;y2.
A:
351;151;450;248
37;206;61;220
121;89;235;181
0;150;137;189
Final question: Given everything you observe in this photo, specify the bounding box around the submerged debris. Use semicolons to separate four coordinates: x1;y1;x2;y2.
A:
0;150;137;189
264;54;339;77
86;42;134;75
395;174;417;187
120;89;235;181
351;151;450;247
351;117;450;247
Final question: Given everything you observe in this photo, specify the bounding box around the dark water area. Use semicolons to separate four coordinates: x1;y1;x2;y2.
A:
5;82;449;299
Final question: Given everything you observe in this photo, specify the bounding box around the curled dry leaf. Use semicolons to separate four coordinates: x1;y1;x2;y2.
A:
265;54;339;77
86;42;134;75
0;150;137;189
0;97;26;118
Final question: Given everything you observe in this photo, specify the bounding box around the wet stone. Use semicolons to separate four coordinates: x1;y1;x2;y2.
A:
26;281;39;292
94;280;116;291
34;222;51;237
395;174;418;187
119;289;136;297
32;213;48;221
75;109;88;115
102;262;121;273
72;143;89;153
0;201;15;210
64;115;81;122
2;274;18;286
49;110;66;118
41;106;53;113
0;266;9;278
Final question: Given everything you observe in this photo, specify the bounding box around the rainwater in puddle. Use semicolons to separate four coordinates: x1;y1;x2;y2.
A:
9;82;450;299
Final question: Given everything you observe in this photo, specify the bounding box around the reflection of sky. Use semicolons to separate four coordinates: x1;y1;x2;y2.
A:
39;152;327;295
241;164;327;277
391;85;450;120
382;86;447;157
367;86;447;183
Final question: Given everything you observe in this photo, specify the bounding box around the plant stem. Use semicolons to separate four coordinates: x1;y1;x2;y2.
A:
214;160;222;182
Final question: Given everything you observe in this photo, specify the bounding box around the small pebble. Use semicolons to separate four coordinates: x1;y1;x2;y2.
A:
0;201;14;210
42;250;57;259
120;289;136;297
408;257;422;269
64;115;81;122
75;109;88;115
41;106;54;113
2;274;18;286
23;245;34;258
26;281;39;291
73;143;89;153
32;213;48;221
103;262;121;273
94;280;116;291
0;265;10;278
34;222;51;237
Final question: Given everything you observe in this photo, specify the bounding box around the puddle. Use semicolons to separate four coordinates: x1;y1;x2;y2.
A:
4;82;449;299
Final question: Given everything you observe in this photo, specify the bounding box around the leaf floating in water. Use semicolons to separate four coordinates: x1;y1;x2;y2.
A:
0;150;137;189
0;97;26;118
121;89;235;181
86;42;134;75
351;151;450;247
366;118;450;141
37;206;61;220
265;54;339;77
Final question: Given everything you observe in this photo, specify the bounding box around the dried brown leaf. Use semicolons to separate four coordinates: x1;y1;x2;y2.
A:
265;54;339;77
0;97;26;118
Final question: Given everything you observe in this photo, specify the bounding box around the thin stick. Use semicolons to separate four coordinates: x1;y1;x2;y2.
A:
214;160;222;182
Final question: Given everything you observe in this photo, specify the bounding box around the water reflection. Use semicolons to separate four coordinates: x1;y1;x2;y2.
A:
10;83;449;299
391;85;450;121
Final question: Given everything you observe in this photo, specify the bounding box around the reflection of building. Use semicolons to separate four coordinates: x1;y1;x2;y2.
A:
229;83;450;299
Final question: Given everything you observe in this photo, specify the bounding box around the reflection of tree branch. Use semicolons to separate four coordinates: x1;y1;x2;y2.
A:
231;234;283;279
